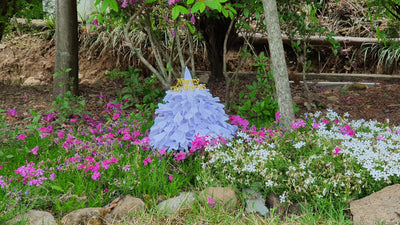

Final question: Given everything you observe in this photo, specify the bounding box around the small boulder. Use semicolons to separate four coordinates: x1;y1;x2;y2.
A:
243;188;269;216
350;184;400;225
23;77;41;86
10;210;56;225
60;208;103;225
200;187;237;210
157;192;196;214
104;195;145;224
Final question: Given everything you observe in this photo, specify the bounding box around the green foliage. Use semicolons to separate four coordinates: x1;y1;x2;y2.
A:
118;67;165;109
362;42;400;73
49;91;90;126
234;52;298;128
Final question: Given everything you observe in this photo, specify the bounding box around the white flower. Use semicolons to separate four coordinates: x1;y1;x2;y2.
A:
265;180;274;187
293;141;306;149
279;193;286;203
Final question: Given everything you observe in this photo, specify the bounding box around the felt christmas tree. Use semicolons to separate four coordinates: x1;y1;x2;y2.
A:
149;67;237;151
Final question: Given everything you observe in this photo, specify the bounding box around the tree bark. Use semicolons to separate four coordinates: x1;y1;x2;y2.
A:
262;0;295;130
197;15;234;85
54;0;79;97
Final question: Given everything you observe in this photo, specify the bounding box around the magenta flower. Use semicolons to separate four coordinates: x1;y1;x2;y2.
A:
16;134;27;141
143;157;152;166
159;148;166;155
70;118;77;123
91;171;101;180
174;152;186;161
312;123;320;129
123;165;130;171
91;18;99;26
121;0;127;7
8;108;18;117
113;113;120;120
49;173;56;181
207;196;216;208
275;111;281;123
171;29;175;37
30;146;39;155
333;147;341;156
168;175;174;182
339;124;355;136
291;119;306;130
190;15;195;23
165;16;169;23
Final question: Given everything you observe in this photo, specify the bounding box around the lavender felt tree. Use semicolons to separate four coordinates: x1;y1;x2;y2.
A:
149;67;237;151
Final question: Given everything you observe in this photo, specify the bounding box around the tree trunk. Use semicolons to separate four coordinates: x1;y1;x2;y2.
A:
262;0;295;130
197;15;234;85
54;0;79;98
0;0;8;43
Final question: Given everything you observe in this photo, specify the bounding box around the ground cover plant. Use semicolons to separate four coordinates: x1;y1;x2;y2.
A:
1;92;400;223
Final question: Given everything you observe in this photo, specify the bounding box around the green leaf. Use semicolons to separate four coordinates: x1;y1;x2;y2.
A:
172;5;189;15
186;22;195;34
221;7;228;18
187;0;195;4
192;1;206;13
243;8;249;18
205;1;222;11
51;185;64;192
109;0;119;12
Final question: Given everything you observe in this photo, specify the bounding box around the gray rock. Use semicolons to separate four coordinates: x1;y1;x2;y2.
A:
10;210;57;225
243;188;269;216
157;192;196;214
350;184;400;225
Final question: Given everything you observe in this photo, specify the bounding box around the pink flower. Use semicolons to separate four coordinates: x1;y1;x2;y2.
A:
17;134;27;141
123;165;130;171
312;123;320;129
70;118;77;123
168;175;174;182
333;147;341;156
8;108;18;117
322;119;330;124
291;119;306;130
121;0;127;7
91;18;99;26
143;157;152;166
158;148;166;155
30;146;39;155
339;124;355;136
376;136;384;140
85;156;95;163
49;173;56;181
91;171;101;180
174;152;186;161
113;113;120;120
275;111;281;123
168;0;180;5
207;196;216;208
104;188;109;193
